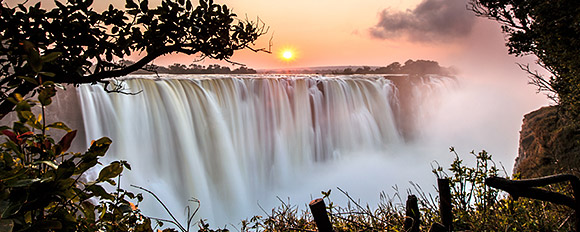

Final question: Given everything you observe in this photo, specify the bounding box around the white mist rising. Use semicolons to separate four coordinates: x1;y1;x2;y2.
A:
75;73;548;226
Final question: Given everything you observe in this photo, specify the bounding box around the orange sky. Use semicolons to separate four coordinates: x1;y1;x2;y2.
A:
6;0;526;70
2;0;552;99
149;0;486;69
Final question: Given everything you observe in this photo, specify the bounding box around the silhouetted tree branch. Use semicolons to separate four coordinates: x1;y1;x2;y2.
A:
0;0;268;118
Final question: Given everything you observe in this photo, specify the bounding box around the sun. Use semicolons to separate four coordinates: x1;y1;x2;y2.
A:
283;51;293;59
281;49;294;61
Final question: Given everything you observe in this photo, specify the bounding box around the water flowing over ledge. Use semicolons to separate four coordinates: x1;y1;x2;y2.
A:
77;74;453;223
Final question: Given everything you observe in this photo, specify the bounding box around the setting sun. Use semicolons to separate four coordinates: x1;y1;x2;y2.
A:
281;49;294;61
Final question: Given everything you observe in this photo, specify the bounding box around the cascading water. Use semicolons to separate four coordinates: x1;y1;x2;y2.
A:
77;74;452;224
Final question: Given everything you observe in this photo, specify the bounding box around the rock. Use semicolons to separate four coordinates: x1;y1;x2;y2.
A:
514;106;580;178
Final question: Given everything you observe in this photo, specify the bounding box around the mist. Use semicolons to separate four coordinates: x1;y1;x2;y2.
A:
257;68;549;223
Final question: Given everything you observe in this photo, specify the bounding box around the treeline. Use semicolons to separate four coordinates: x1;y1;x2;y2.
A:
121;61;258;74
121;59;455;76
333;60;456;76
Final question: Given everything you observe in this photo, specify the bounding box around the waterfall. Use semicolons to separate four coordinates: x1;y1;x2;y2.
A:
77;74;450;224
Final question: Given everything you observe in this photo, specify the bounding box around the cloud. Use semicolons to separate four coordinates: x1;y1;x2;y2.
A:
370;0;475;42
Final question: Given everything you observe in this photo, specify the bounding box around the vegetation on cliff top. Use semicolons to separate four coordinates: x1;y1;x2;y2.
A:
120;60;258;74
331;60;456;76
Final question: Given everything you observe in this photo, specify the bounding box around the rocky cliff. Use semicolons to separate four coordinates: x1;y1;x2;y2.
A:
514;106;580;178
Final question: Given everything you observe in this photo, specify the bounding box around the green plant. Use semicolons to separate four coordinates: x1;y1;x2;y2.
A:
0;41;157;232
431;148;502;229
0;92;155;231
427;147;573;231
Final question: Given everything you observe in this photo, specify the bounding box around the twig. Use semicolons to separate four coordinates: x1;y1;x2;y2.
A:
336;187;391;226
131;185;187;232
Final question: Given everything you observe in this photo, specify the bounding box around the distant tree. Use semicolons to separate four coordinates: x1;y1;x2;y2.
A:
232;66;257;74
0;0;267;118
400;60;443;75
168;63;189;74
189;63;205;71
470;0;580;119
342;68;354;75
332;60;453;75
355;66;372;74
385;62;402;73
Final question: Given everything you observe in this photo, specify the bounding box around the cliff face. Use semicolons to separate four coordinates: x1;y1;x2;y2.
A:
514;106;580;178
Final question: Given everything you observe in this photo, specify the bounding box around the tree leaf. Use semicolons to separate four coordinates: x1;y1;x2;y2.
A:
7;178;42;187
86;137;112;157
56;160;75;180
54;0;65;9
40;52;62;63
97;161;123;182
17;110;35;123
1;130;19;144
47;122;71;132
17;76;39;85
38;72;56;78
125;0;138;9
35;220;62;230
22;41;42;73
38;87;57;106
140;0;149;11
75;159;98;175
186;0;192;10
0;198;25;218
58;130;77;153
81;201;96;221
120;160;131;170
33;160;59;169
86;185;114;200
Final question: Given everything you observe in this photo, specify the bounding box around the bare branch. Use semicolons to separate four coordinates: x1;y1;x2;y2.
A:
517;62;558;103
100;80;143;95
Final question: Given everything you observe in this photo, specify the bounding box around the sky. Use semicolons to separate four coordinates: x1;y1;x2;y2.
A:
135;0;510;70
223;0;481;69
5;0;536;70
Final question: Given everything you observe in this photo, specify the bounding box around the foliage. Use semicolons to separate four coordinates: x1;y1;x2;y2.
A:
0;0;267;118
427;148;572;231
0;49;155;231
332;60;456;76
469;0;580;121
430;148;502;229
0;0;266;231
120;60;258;74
